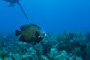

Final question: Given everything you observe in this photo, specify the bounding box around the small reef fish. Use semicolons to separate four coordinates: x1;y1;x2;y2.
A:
3;0;28;20
15;24;46;44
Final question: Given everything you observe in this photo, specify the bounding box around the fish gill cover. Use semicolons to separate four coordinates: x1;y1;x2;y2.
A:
0;0;90;60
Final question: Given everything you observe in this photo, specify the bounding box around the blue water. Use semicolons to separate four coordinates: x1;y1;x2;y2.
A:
0;0;90;33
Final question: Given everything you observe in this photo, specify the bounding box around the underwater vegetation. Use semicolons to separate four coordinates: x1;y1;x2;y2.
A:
0;30;90;60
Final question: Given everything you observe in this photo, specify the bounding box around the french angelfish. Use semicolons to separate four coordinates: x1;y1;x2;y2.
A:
15;24;45;44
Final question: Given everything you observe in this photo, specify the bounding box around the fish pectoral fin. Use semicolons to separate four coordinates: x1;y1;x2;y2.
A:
36;32;40;37
19;36;30;42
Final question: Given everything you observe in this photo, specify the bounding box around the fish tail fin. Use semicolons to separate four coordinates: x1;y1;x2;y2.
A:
15;30;21;36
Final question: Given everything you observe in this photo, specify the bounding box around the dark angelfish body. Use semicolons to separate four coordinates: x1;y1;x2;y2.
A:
15;24;46;44
3;0;28;20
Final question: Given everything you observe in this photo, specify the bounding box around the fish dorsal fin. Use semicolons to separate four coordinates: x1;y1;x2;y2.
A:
20;24;41;31
20;24;30;31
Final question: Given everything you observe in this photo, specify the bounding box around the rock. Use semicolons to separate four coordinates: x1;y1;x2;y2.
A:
0;58;2;60
13;53;21;60
54;51;67;60
75;56;83;60
4;57;12;60
21;55;33;60
40;55;49;60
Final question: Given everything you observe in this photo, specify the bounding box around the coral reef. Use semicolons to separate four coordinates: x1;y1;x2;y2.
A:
0;30;90;60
